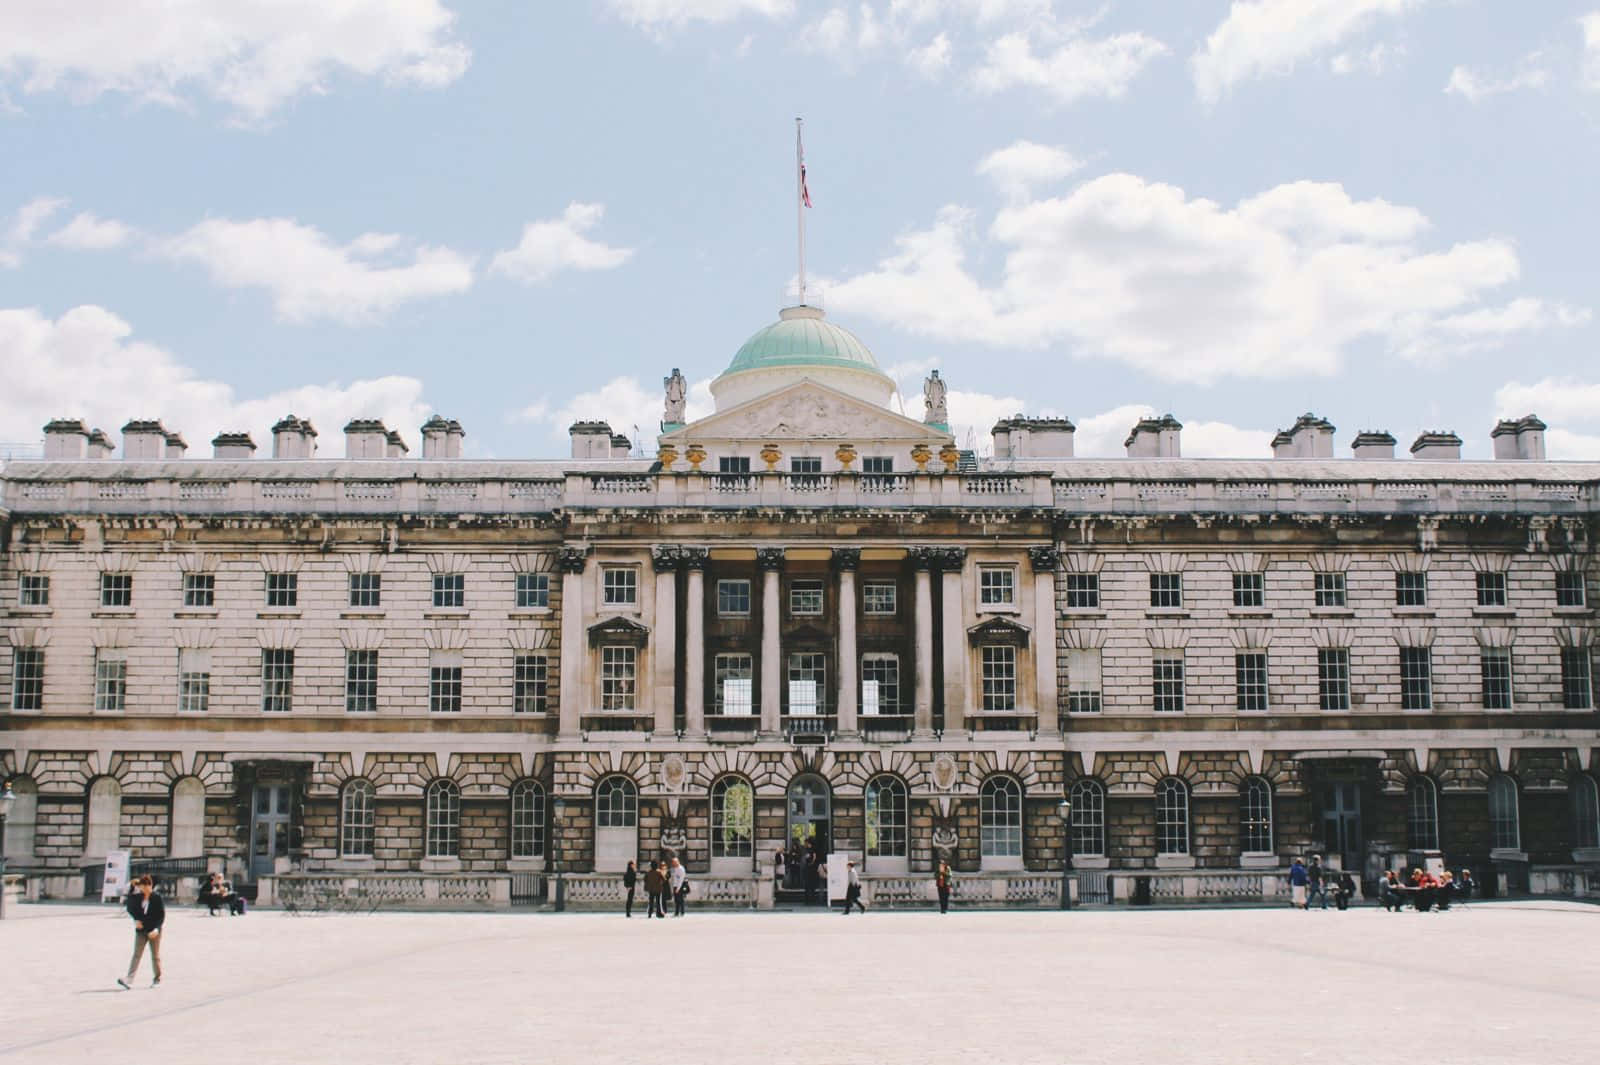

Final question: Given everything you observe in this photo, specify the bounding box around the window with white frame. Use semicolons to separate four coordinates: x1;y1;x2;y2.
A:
601;646;636;710
1065;573;1099;609
178;649;211;713
1407;776;1439;851
100;572;132;607
1232;573;1265;608
1394;571;1427;607
510;779;545;859
1556;571;1586;608
1155;777;1190;855
1318;649;1351;711
11;649;43;710
514;573;549;609
18;574;48;606
979;776;1023;858
865;775;908;858
94;651;126;712
1476;571;1508;608
341;779;376;857
182;572;214;608
595;775;637;828
980;645;1017;711
1152;653;1184;712
432;573;465;608
1400;647;1432;710
425;779;461;858
1240;776;1273;853
979;566;1016;607
1562;647;1594;709
718;456;751;474
429;653;463;713
1313;572;1346;608
345;650;378;713
261;649;294;712
717;579;751;616
264;572;298;608
1571;774;1600;850
862;580;897;615
1488;774;1520;851
787;652;825;715
788;579;823;616
1065;649;1102;713
3;777;38;862
860;653;899;715
1069;777;1106;857
348;572;382;608
513;654;548;713
711;776;754;858
1480;650;1513;710
714;653;753;715
602;567;637;607
1235;652;1269;711
1149;573;1183;609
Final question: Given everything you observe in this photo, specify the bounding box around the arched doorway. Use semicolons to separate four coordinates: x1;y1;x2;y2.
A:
594;776;638;873
785;774;831;892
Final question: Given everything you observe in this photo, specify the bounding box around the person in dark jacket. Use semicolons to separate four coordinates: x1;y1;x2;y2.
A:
643;862;666;918
199;872;245;916
935;861;953;914
117;874;165;989
1288;857;1309;909
623;861;638;918
1305;855;1329;910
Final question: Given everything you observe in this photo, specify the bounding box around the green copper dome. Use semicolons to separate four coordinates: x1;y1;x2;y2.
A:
719;306;890;381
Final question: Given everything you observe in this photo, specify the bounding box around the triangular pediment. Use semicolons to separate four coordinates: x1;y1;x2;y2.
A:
661;378;953;446
967;616;1030;648
588;614;650;647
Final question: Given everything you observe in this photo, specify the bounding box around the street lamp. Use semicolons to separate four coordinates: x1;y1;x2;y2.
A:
1056;797;1073;911
0;780;14;920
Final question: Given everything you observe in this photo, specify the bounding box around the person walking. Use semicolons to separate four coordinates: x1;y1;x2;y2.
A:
935;860;953;914
117;874;165;989
1306;855;1328;911
802;847;821;906
623;860;638;918
1288;857;1309;909
643;861;666;918
840;859;866;915
669;857;688;917
772;848;785;891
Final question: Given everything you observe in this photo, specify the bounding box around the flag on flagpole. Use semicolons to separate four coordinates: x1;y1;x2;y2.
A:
800;150;812;208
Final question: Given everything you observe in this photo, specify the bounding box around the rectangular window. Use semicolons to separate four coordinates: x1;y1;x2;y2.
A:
861;456;893;474
513;654;549;713
514;573;548;609
789;579;823;616
861;654;899;715
1400;647;1432;710
717;579;751;616
432;573;465;608
261;649;295;712
100;572;132;607
1476;572;1507;608
1318;649;1351;712
1152;653;1185;712
1149;573;1183;609
1556;571;1586;608
1561;647;1594;709
718;456;750;474
790;456;822;473
348;573;382;608
980;645;1017;711
787;652;825;715
1232;573;1265;609
11;648;43;710
429;657;463;713
1480;650;1513;710
1395;571;1427;607
94;654;126;712
714;653;754;715
602;567;637;607
1313;572;1346;608
980;567;1016;607
601;646;636;710
183;573;215;608
862;580;897;615
178;649;211;713
265;572;298;608
345;650;378;713
1235;652;1269;711
1065;648;1102;714
1064;573;1099;609
18;574;49;606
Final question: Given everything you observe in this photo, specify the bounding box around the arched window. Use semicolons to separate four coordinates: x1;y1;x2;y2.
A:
169;777;206;858
1570;774;1599;850
3;777;38;862
84;777;122;858
1068;778;1106;857
595;776;637;829
711;776;754;858
510;780;545;859
1240;776;1273;854
1155;778;1189;855
341;779;376;858
980;775;1023;859
425;779;461;859
1407;776;1440;851
865;775;908;858
1488;774;1520;852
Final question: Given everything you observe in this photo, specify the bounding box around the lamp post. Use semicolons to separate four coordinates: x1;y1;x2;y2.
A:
1056;797;1073;911
0;780;14;920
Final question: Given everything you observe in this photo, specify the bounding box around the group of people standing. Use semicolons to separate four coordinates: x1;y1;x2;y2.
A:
623;857;688;918
1287;856;1358;910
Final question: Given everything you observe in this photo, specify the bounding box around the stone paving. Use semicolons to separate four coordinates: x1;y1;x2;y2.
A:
1;901;1596;1065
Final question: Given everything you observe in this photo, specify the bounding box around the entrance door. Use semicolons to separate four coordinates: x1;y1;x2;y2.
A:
249;784;291;879
785;775;831;890
594;776;638;873
1320;782;1362;872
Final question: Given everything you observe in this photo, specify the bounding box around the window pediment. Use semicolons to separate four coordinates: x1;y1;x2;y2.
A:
968;616;1029;648
588;615;650;648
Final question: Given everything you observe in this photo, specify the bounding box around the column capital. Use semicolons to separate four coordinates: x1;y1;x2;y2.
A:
935;546;968;570
650;545;683;573
909;546;938;571
681;546;709;571
556;546;589;574
1028;546;1061;572
832;547;861;571
756;547;786;571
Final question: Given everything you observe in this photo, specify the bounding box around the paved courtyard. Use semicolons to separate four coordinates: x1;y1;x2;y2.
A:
1;901;1595;1065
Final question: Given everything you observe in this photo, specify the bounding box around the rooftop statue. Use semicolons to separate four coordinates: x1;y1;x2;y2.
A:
663;367;687;426
923;369;948;425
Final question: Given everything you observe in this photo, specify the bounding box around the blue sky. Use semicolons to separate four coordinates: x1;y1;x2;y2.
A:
3;0;1600;460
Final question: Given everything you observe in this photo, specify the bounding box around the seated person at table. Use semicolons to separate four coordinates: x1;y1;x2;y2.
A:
1378;870;1405;912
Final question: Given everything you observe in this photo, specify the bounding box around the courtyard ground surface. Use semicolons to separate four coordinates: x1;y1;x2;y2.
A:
1;900;1595;1065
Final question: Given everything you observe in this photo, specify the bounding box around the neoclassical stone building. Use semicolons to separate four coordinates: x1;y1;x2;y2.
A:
3;305;1599;904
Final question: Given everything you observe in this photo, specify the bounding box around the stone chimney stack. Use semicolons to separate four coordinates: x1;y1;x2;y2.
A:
1351;431;1396;460
121;419;168;460
997;416;1075;459
272;415;318;459
1272;413;1335;458
569;421;614;459
87;429;115;459
42;419;90;460
1491;415;1547;461
343;419;389;459
1410;430;1462;461
212;432;257;459
421;416;465;459
163;431;187;459
610;432;633;459
1125;414;1182;458
385;430;409;458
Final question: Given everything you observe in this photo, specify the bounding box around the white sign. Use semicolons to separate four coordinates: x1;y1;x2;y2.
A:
723;678;753;716
102;849;131;902
826;851;851;902
861;680;880;716
789;680;818;715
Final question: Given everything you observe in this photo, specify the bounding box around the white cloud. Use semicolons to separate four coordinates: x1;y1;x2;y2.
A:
607;0;794;28
161;218;474;325
826;172;1546;383
0;1;470;122
1;196;67;267
1193;0;1428;104
517;374;713;447
46;212;134;250
973;26;1169;104
1544;429;1600;460
1330;41;1398;76
905;32;953;77
489;203;635;286
1580;12;1600;91
0;305;431;454
1396;298;1589;362
1444;55;1550;102
976;140;1082;201
1494;377;1600;428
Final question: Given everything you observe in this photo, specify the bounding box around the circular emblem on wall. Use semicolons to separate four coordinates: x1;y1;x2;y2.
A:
660;753;687;793
931;754;958;792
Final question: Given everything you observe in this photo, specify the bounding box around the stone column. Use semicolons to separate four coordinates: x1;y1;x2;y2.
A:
939;547;969;735
912;547;936;738
1030;546;1061;736
651;546;681;737
757;547;784;737
834;548;860;736
557;546;588;738
682;548;708;737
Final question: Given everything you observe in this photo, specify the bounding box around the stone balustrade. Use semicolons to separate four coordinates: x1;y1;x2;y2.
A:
258;872;510;909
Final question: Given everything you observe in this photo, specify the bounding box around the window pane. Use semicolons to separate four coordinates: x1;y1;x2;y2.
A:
1475;572;1507;608
711;777;754;857
1235;652;1268;711
789;580;823;616
1480;651;1513;710
1240;778;1273;853
980;568;1015;605
514;654;548;713
1232;573;1264;608
341;780;375;857
862;580;897;615
864;776;907;858
1318;649;1351;711
346;650;378;713
1314;572;1346;608
981;645;1016;711
602;568;637;606
1069;778;1105;856
510;780;545;859
1156;779;1189;855
1407;778;1438;851
1395;572;1427;607
717;579;751;616
1556;572;1586;608
11;649;43;710
349;573;382;608
979;777;1022;857
432;573;465;608
425;780;460;858
514;573;548;609
1065;573;1099;609
602;646;636;710
1149;573;1183;608
1152;654;1184;712
1562;648;1594;709
265;572;298;608
1400;648;1432;710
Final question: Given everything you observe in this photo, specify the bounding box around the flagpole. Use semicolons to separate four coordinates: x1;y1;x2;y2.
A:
796;116;806;307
